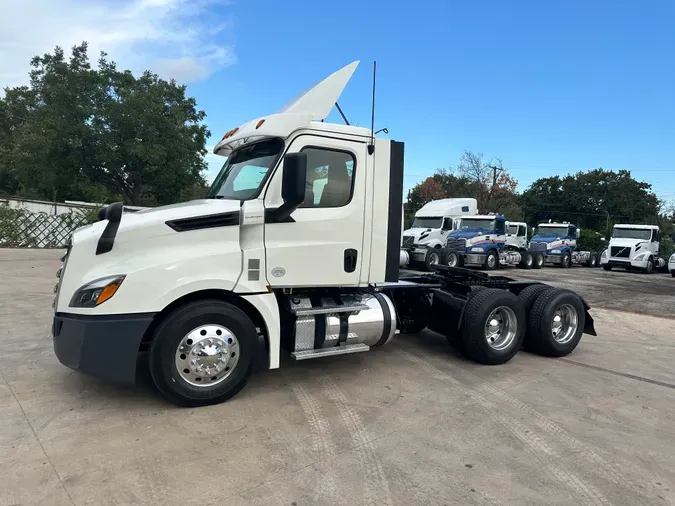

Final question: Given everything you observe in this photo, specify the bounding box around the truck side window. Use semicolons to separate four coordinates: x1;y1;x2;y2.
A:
519;225;526;237
442;218;453;230
299;147;355;208
495;220;505;234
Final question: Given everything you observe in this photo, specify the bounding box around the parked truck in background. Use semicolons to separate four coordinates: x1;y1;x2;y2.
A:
669;252;675;277
443;215;544;270
530;222;600;268
400;198;477;270
600;224;667;274
50;61;596;407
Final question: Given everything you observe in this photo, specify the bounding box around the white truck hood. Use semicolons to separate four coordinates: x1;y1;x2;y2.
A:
609;238;644;248
72;199;241;244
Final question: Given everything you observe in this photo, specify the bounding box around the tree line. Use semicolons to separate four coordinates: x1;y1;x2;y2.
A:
0;43;209;207
405;150;675;253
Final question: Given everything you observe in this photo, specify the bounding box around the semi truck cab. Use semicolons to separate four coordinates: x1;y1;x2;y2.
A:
400;198;478;270
445;214;507;270
50;61;597;407
600;224;666;274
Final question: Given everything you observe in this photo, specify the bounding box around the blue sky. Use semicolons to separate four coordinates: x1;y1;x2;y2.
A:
2;0;673;202
193;0;675;202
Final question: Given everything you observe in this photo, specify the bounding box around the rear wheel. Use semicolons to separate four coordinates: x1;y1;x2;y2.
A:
594;253;602;267
149;299;256;407
527;289;585;357
519;251;533;269
517;284;551;348
460;289;525;365
586;254;596;267
532;252;544;269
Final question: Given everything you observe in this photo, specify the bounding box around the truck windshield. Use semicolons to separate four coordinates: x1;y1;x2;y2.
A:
412;217;442;229
459;218;495;231
207;138;284;200
537;226;569;237
612;228;653;241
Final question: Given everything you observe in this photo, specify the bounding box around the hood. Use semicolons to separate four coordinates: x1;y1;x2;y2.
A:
448;229;489;240
608;237;647;248
530;233;562;243
72;199;241;245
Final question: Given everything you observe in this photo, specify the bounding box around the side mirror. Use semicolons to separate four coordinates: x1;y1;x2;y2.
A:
276;153;307;222
672;232;675;242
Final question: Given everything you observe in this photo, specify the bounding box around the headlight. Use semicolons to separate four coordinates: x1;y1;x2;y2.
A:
470;247;483;253
601;249;607;258
670;254;675;262
69;275;125;308
634;253;646;261
550;249;561;254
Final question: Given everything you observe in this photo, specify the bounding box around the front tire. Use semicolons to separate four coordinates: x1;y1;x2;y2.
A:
602;264;612;271
527;289;585;357
484;250;499;271
532;252;544;269
460;289;525;365
644;256;654;274
149;299;256;407
561;252;571;268
425;248;441;271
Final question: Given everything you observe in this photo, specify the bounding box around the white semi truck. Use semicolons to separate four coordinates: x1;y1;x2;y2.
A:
529;222;600;268
599;224;667;274
669;253;675;277
443;215;545;270
400;198;477;270
50;61;596;407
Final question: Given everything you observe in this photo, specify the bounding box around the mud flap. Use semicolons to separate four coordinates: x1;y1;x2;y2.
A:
579;295;597;336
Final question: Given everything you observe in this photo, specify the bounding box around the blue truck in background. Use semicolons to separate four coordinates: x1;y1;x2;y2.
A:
530;222;601;268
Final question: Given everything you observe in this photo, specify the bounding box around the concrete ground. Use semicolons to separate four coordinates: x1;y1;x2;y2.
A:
1;248;675;506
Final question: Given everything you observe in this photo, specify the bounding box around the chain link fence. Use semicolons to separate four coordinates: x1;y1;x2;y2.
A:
0;204;95;248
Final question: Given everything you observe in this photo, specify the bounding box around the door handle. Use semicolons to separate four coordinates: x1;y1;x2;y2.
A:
344;249;358;273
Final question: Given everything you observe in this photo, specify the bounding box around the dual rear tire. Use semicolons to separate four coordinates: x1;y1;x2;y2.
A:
446;285;585;365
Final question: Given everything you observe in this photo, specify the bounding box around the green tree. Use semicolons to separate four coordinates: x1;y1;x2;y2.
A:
520;169;660;233
0;43;209;206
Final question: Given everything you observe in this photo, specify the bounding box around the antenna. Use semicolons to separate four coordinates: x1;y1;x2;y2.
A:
368;60;377;155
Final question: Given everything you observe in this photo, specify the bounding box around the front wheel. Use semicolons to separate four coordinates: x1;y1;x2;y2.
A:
527;288;585;357
561;252;571;268
425;248;441;271
484;250;499;271
602;264;612;271
460;288;525;365
149;299;256;407
644;257;654;274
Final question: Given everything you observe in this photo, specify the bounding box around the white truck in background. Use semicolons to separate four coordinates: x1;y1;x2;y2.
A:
400;198;477;270
600;224;667;274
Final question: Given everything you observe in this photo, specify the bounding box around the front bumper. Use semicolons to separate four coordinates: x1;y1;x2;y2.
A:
52;312;156;385
600;258;648;269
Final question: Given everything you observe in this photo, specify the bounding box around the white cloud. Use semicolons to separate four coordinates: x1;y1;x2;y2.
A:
0;0;236;89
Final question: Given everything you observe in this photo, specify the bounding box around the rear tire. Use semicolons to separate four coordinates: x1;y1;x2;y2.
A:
533;252;544;269
517;284;551;348
527;289;585;357
460;289;525;365
519;251;533;269
594;253;602;267
149;299;256;407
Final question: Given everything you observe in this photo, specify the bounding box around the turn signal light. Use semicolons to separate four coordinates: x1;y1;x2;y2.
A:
255;119;265;129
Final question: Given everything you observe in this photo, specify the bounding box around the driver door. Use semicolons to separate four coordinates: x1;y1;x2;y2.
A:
263;135;367;287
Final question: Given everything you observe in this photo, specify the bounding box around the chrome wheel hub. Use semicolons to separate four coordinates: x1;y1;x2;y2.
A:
551;304;578;344
484;306;518;351
175;324;239;387
430;252;439;265
488;255;496;268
